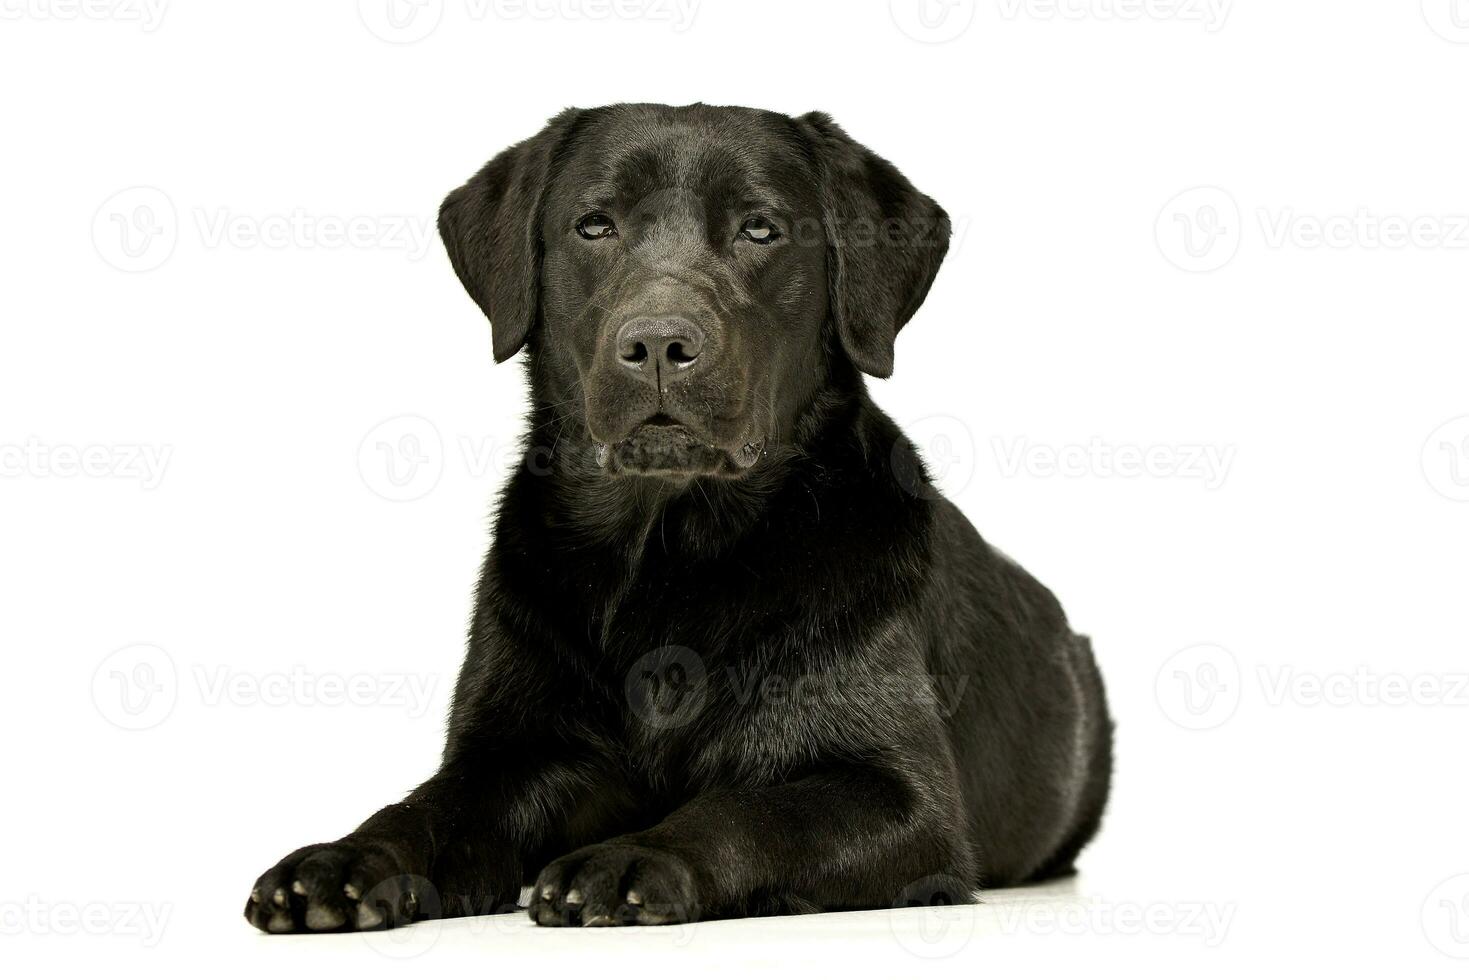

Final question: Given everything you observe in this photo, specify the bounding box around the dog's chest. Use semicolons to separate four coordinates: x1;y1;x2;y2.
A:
607;650;894;794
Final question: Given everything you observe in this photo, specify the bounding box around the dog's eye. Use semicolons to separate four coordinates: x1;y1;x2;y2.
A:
739;216;781;244
576;213;617;240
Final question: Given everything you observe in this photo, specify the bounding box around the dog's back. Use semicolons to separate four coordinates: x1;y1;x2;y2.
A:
920;484;1114;887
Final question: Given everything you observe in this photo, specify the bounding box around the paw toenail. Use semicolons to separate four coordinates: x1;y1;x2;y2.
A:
343;883;361;900
540;886;555;901
250;888;261;904
625;890;643;906
356;902;385;930
272;888;288;907
306;904;347;931
291;880;306;896
565;889;583;906
583;914;613;926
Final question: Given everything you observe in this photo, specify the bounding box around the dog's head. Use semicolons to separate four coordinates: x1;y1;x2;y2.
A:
440;104;948;480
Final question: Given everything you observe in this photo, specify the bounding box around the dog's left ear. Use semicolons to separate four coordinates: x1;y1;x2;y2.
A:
438;108;582;363
797;112;951;379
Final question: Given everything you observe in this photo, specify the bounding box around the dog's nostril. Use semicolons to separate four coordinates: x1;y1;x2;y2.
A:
667;342;696;366
620;341;649;365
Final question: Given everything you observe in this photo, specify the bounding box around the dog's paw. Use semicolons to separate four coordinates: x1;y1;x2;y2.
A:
244;839;425;934
529;842;700;926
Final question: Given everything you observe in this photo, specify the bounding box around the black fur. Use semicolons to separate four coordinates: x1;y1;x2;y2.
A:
244;103;1111;933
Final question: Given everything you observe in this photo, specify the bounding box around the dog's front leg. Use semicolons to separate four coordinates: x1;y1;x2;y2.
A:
529;760;970;926
243;742;594;933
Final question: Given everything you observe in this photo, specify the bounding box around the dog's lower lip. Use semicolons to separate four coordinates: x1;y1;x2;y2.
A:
592;431;765;476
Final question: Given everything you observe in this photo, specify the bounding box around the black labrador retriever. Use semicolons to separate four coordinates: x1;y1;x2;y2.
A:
244;103;1112;932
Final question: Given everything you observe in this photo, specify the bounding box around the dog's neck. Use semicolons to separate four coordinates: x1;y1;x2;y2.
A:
511;374;872;562
487;363;928;652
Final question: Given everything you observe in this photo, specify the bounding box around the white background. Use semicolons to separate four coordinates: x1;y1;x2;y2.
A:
3;0;1468;976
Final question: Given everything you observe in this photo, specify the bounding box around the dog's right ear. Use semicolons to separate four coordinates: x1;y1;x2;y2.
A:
438;108;582;363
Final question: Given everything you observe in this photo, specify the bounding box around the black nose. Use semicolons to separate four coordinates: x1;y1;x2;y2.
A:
616;316;706;384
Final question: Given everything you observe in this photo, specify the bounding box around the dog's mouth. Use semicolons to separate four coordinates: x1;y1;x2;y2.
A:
595;415;764;479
